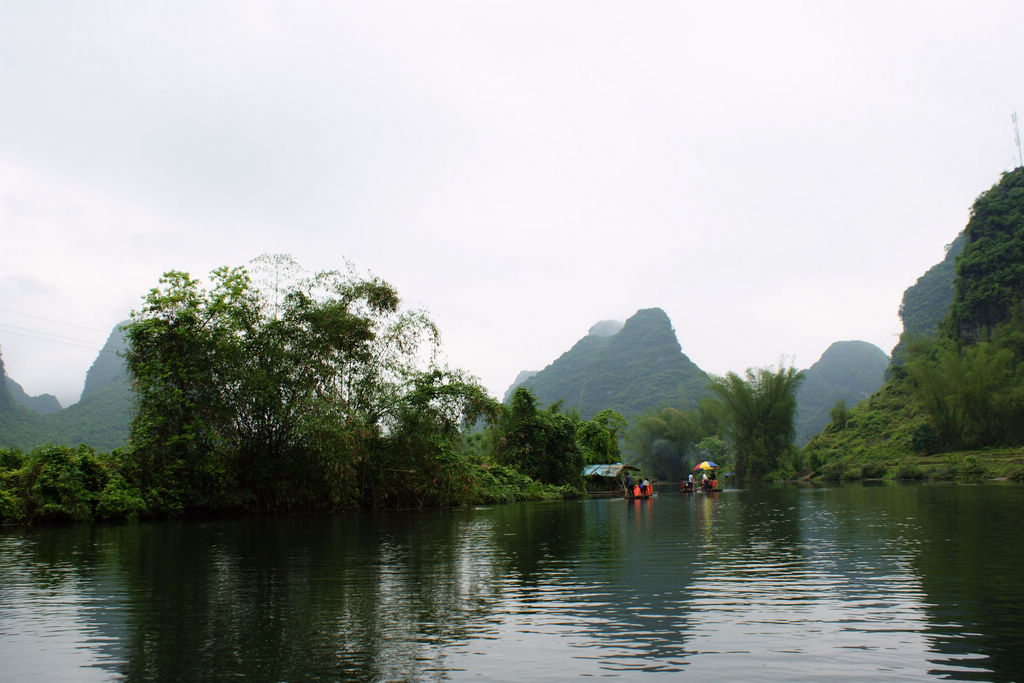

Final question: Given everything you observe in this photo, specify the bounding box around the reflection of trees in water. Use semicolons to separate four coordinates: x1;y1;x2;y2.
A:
109;513;517;680
1;513;512;680
733;486;802;549
2;500;704;677
483;497;701;672
0;524;131;679
706;484;1021;681
3;486;1022;680
681;486;939;678
890;484;1024;680
764;483;1024;680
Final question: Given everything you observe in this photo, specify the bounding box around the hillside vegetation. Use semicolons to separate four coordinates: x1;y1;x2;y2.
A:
0;323;132;451
890;232;966;363
80;321;129;399
507;308;708;419
805;167;1024;477
794;341;888;446
5;377;61;414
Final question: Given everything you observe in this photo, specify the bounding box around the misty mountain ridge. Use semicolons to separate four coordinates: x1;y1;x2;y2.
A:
505;307;709;419
5;375;62;414
506;309;888;446
0;321;132;451
891;232;966;363
502;319;624;403
794;340;889;445
81;320;130;401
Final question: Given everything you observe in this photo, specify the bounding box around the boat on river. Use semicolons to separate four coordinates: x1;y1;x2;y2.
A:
626;485;655;500
691;460;721;494
681;481;722;494
582;463;647;498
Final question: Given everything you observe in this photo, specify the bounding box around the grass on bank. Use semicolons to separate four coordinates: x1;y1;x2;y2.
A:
794;447;1024;484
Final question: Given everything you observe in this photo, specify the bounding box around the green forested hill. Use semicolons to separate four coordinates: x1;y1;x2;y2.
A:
502;371;538;402
0;322;132;451
40;380;133;451
891;232;965;361
805;167;1024;466
794;341;888;445
5;376;61;414
0;363;46;449
949;169;1024;339
899;233;966;336
505;308;708;419
80;320;129;399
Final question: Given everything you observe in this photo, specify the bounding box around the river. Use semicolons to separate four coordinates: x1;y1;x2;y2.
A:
1;482;1022;681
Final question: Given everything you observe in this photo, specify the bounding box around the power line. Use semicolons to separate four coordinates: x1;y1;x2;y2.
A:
0;307;110;333
0;327;102;352
0;322;105;347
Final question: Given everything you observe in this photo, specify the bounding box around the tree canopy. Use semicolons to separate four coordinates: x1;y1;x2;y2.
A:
494;388;583;488
709;366;803;480
122;256;497;513
948;169;1024;341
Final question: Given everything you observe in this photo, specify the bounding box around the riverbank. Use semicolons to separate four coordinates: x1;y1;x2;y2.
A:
800;447;1024;483
0;443;581;526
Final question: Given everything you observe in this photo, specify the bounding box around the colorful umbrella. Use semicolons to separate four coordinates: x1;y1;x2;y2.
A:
694;460;718;471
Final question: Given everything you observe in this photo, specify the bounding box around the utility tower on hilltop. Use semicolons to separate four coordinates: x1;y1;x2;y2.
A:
1014;112;1023;168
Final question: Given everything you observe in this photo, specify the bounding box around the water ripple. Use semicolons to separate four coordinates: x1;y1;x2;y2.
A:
2;487;1020;680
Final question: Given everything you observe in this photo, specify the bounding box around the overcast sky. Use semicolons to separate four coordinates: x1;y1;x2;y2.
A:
2;1;1023;407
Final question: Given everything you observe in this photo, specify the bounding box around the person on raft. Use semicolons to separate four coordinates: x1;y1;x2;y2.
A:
629;475;651;497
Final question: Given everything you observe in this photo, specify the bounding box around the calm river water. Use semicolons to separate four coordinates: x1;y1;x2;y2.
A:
1;483;1023;681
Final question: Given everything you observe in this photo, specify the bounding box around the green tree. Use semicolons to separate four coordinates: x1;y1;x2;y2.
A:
905;339;1022;450
575;408;627;465
365;369;498;508
495;388;582;488
708;366;804;481
695;434;725;462
625;406;699;480
123;257;493;513
123;267;252;511
828;400;850;431
948;168;1024;341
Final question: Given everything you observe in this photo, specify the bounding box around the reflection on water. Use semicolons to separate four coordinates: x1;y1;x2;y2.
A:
1;484;1021;680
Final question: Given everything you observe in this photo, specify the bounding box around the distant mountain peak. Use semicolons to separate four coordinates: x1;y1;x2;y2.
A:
503;307;707;419
588;320;623;337
819;340;889;362
794;340;889;445
0;320;133;450
4;376;62;415
80;321;129;401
